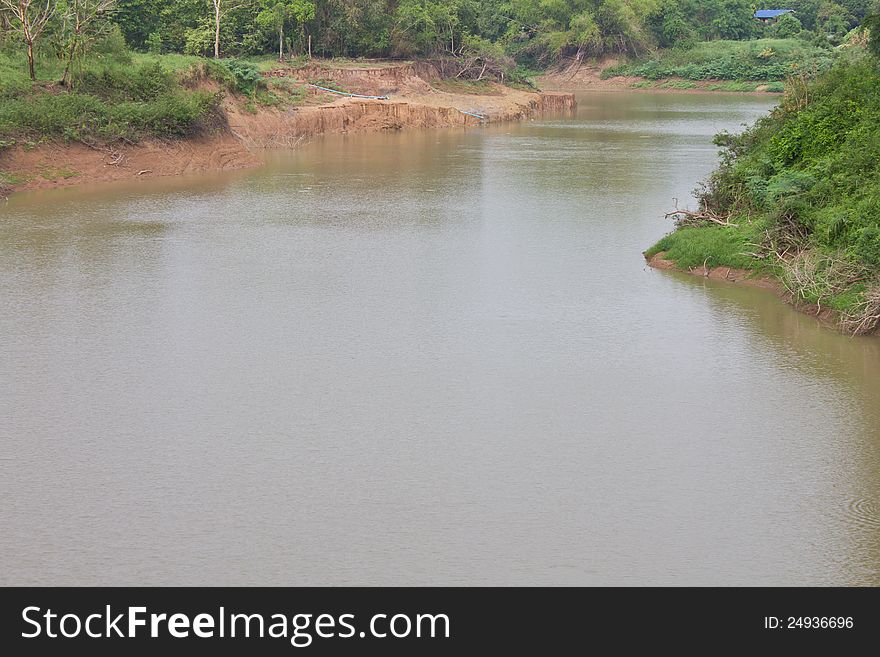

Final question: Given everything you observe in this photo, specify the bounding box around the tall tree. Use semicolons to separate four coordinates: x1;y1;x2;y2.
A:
256;0;314;60
0;0;57;79
59;0;117;85
211;0;251;58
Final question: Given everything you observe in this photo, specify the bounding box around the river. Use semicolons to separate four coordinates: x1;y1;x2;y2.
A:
2;92;879;585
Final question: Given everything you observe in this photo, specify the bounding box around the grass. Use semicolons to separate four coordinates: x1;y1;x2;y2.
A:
659;80;697;89
603;39;833;82
0;51;224;144
646;224;763;270
704;81;762;92
628;79;784;93
0;170;30;187
432;78;502;95
0;50;311;147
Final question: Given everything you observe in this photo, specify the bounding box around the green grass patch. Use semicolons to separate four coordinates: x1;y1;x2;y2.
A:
659;80;697;89
704;81;760;92
37;166;80;180
603;39;833;82
0;170;30;187
646;225;760;270
431;78;501;95
0;52;225;145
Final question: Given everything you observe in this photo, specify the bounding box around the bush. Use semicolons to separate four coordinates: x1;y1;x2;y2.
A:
602;39;834;81
147;32;164;55
853;225;880;266
0;54;222;145
215;59;263;95
770;14;804;39
76;61;176;101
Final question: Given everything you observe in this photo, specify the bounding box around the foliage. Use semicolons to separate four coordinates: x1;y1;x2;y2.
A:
603;39;834;81
768;13;804;39
650;56;880;331
646;225;760;269
214;57;263;93
0;52;221;142
1;0;874;72
865;12;880;56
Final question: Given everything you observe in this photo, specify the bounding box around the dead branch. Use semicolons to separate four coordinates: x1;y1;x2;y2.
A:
665;197;735;227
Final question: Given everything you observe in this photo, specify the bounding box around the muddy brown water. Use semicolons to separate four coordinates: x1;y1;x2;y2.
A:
2;93;879;585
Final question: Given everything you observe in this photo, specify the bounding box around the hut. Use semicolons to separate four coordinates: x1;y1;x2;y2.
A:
754;9;795;22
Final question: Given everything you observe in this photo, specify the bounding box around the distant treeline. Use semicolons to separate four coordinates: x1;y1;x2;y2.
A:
1;1;877;80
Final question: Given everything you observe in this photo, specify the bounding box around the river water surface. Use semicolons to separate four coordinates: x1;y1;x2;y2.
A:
2;92;879;585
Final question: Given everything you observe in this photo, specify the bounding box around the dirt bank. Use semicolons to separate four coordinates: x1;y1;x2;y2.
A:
0;62;575;197
644;251;868;333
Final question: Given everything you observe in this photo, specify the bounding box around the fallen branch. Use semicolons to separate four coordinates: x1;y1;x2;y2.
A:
665;197;735;227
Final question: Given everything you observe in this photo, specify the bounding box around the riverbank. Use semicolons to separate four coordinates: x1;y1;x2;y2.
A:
538;60;784;94
0;60;574;198
643;251;857;332
643;57;880;338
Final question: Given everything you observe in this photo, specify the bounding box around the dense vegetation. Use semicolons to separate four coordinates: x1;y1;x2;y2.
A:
647;37;880;334
0;0;866;152
0;1;874;75
602;38;834;82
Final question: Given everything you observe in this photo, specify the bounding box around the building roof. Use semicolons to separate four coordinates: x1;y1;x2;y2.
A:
754;9;794;19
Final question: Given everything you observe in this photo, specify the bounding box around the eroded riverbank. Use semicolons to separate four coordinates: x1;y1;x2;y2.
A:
0;62;574;198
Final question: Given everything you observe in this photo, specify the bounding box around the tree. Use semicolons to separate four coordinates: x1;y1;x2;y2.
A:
59;0;118;85
256;0;315;60
770;12;803;38
865;12;880;56
816;1;852;42
0;0;58;80
210;0;252;58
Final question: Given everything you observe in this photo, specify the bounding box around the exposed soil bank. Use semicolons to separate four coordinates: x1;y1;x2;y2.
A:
645;251;876;334
0;62;574;197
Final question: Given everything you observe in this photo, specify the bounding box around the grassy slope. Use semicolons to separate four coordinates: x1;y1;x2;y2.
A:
0;51;312;155
647;54;880;333
603;39;834;91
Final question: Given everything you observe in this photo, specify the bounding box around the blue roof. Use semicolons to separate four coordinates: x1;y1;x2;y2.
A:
755;9;794;18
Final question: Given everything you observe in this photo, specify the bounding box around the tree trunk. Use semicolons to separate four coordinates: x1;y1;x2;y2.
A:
27;39;35;81
308;34;312;59
214;3;221;59
279;25;283;62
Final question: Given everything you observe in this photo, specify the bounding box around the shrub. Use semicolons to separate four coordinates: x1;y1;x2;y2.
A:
215;59;263;95
602;39;833;82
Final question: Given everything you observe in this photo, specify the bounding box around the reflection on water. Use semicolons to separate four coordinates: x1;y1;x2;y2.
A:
1;92;878;585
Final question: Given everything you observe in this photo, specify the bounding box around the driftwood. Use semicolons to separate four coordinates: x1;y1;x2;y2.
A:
665;198;735;227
